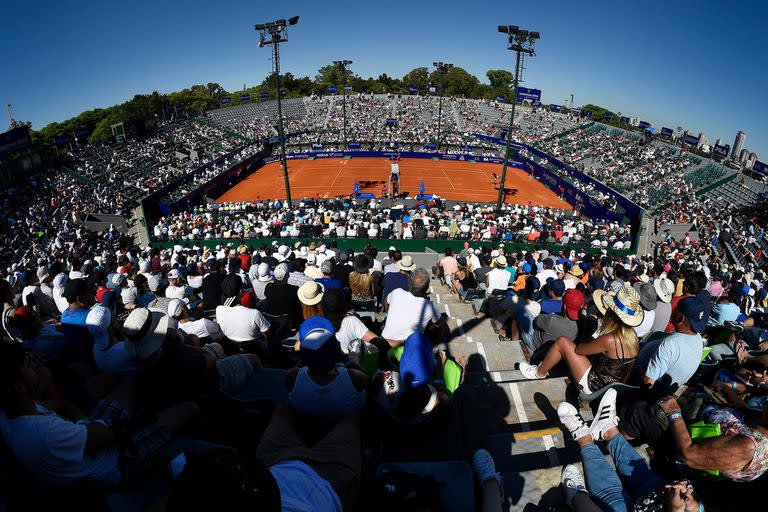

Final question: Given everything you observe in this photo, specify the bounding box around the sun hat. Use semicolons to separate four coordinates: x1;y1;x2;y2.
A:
353;255;370;274
563;289;585;321
594;284;645;327
297;281;324;306
167;298;186;319
398;255;416;272
568;265;584;277
632;282;658;311
298;316;341;372
304;265;324;280
653;277;674;303
123;308;169;360
495;255;508;267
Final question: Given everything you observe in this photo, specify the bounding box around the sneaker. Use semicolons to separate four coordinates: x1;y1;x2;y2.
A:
560;464;586;507
725;320;744;333
518;362;546;379
590;388;619;441
557;402;590;441
472;449;504;497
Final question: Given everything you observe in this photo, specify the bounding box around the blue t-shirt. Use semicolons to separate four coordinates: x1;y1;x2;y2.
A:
636;332;703;393
315;277;343;291
539;298;563;315
708;302;741;326
383;272;409;301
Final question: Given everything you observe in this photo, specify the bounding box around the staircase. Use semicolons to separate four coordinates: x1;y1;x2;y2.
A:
423;276;609;510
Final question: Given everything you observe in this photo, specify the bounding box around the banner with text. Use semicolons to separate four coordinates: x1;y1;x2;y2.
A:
0;126;32;159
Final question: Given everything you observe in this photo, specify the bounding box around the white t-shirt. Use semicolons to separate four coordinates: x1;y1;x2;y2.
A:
0;404;120;486
336;315;370;353
634;308;656;338
487;268;511;294
215;305;270;342
382;289;439;341
535;269;558;289
179;318;224;341
165;285;192;299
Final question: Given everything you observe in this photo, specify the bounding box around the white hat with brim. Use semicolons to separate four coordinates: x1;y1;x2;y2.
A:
594;285;644;327
654;277;674;304
398;255;416;272
304;266;324;280
123;309;169;360
297;281;324;306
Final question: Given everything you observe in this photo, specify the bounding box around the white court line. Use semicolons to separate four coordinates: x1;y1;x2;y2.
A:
507;382;529;430
543;435;561;466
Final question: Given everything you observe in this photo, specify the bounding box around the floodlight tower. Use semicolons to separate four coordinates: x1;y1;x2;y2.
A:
333;60;353;147
496;25;539;211
432;61;453;150
256;16;299;207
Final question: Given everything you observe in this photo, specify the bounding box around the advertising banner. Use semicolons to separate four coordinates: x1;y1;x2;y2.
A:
0;126;31;159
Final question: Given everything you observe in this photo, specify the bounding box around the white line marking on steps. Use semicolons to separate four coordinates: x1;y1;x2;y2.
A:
476;342;488;370
493;371;502;382
507;383;529;429
443;304;451;317
543;435;560;466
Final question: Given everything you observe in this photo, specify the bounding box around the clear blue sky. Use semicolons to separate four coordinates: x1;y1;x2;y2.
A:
2;0;766;157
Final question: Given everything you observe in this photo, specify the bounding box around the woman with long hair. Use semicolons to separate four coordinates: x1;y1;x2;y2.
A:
518;284;641;394
349;255;374;303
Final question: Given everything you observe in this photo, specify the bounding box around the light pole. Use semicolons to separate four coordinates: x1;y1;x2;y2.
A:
432;61;453;150
255;16;299;208
496;25;539;211
333;59;353;147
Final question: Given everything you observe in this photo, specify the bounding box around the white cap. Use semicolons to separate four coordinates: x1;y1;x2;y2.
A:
168;269;182;280
167;298;186;319
274;263;289;281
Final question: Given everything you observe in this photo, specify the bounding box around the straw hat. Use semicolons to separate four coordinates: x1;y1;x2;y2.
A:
592;283;645;327
304;265;324;280
297;281;325;306
495;255;507;268
398;255;416;272
654;277;674;303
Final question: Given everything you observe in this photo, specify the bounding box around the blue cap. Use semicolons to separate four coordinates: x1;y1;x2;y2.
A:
298;316;341;372
523;263;532;273
549;279;566;297
400;332;434;389
677;297;706;333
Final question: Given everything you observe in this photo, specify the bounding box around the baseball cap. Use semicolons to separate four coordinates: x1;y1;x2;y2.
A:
563;289;585;320
274;263;289;281
298;316;341;372
168;269;182;280
549;279;566;297
677;296;706;333
111;273;128;287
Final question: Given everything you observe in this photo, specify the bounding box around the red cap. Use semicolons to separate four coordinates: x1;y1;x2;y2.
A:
563;289;584;320
14;305;34;319
240;291;256;309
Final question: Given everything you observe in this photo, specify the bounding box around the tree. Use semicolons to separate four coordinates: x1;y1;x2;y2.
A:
315;63;353;85
486;69;514;90
436;66;480;97
402;67;430;94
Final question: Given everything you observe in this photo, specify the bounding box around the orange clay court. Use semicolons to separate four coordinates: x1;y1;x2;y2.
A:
216;157;571;209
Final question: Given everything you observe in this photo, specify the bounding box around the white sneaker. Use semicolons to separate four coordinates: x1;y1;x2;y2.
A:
590;388;619;441
557;402;590;441
472;449;504;497
518;362;546;379
561;464;586;507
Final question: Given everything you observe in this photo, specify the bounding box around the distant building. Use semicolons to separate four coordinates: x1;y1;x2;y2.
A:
697;132;707;148
739;148;750;163
731;130;746;160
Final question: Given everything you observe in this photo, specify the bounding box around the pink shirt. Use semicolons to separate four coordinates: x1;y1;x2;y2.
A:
440;256;459;276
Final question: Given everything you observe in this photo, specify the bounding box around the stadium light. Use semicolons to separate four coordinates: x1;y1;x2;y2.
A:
432;61;453;150
333;59;354;146
495;24;539;212
255;16;300;208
